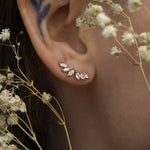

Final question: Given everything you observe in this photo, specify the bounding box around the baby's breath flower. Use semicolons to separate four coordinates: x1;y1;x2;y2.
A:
138;32;150;44
7;144;18;149
0;29;10;42
102;25;117;38
139;45;148;52
76;17;85;27
111;46;122;56
138;45;150;64
138;32;147;43
7;73;14;80
96;12;111;28
0;89;12;102
0;84;2;91
0;133;14;143
111;3;124;14
0;115;6;127
122;31;135;45
0;73;6;83
0;132;17;150
7;113;18;126
0;89;27;113
85;3;103;16
127;0;142;12
41;92;52;104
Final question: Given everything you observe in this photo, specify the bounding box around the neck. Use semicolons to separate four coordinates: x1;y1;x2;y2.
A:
56;81;109;150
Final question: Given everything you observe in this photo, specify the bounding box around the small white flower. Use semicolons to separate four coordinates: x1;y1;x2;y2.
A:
7;113;18;126
139;45;148;53
102;25;117;38
138;45;150;64
138;32;150;44
85;4;103;16
111;3;124;14
111;46;122;56
76;17;84;27
0;28;10;42
2;133;14;143
7;72;14;80
127;0;142;12
9;95;20;104
138;32;147;43
41;92;52;104
19;102;27;113
0;73;6;83
96;12;111;28
122;31;135;45
7;144;18;149
0;89;12;102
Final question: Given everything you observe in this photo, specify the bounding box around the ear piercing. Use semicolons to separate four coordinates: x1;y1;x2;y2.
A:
59;63;89;80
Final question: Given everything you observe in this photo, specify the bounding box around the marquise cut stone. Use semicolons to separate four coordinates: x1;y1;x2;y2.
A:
59;63;68;68
75;73;81;80
62;67;70;72
80;73;86;80
85;74;89;79
67;70;75;76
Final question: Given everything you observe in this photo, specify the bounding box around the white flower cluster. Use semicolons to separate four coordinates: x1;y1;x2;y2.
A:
85;3;103;16
0;132;19;150
96;12;111;28
0;29;10;42
111;46;122;56
41;92;52;104
127;0;142;12
0;72;27;128
76;2;121;39
138;45;150;64
110;3;124;14
138;32;150;45
122;31;135;46
0;89;27;114
102;25;117;39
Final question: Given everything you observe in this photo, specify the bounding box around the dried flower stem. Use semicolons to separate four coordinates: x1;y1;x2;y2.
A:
0;36;73;150
123;12;150;92
143;5;150;17
115;38;139;64
139;63;150;92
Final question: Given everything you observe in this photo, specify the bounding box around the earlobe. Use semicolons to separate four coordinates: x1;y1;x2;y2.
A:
16;0;96;85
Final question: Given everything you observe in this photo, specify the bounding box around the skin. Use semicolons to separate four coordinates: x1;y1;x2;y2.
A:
17;0;150;149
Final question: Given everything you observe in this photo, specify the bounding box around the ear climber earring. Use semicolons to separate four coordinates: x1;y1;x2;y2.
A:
59;63;89;80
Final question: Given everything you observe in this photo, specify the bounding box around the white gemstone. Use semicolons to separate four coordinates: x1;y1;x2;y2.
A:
59;63;68;68
85;74;89;79
75;73;81;80
62;67;70;72
80;73;86;80
67;70;75;76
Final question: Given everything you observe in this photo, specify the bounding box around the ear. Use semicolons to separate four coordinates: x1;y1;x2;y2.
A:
16;0;95;85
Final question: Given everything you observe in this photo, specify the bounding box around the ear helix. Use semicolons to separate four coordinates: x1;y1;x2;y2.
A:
59;62;89;81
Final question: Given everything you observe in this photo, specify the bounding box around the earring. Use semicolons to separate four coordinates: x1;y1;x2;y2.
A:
59;63;89;80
